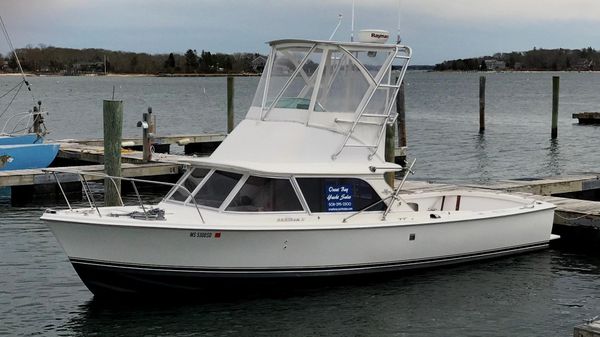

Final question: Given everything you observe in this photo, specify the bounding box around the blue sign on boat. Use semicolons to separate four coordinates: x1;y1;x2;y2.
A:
325;184;353;212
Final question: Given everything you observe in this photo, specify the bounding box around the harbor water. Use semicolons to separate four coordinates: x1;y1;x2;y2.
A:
2;72;600;336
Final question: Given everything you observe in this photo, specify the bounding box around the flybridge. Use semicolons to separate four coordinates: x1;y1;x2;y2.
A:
246;38;411;160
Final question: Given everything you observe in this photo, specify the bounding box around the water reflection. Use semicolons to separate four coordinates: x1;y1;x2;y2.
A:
473;133;491;183
543;138;563;176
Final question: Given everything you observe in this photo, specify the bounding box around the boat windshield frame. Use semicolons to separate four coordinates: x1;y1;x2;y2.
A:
163;165;388;215
251;39;412;122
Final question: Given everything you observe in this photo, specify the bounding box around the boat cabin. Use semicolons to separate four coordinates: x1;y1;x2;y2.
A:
165;166;387;214
167;38;412;216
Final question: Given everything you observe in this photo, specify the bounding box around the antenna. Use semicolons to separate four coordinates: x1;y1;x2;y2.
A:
329;14;343;41
396;0;402;43
351;0;355;42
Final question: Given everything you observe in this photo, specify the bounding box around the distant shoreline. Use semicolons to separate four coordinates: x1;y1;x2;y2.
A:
2;70;599;78
0;72;261;77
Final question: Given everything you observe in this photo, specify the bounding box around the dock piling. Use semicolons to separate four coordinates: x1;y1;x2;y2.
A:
103;99;123;206
385;123;395;188
227;76;234;133
32;101;43;135
479;76;485;134
141;112;152;162
148;106;156;134
395;82;407;168
552;76;559;139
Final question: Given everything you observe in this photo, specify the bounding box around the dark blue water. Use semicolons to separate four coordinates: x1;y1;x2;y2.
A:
2;73;600;336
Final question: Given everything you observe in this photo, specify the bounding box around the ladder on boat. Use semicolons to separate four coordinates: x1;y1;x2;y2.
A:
331;49;411;160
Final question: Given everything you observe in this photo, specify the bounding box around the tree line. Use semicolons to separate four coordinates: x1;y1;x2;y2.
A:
0;44;265;75
434;47;600;71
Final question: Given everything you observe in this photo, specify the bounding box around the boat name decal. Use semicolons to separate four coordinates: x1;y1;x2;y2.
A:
277;217;305;222
189;231;221;239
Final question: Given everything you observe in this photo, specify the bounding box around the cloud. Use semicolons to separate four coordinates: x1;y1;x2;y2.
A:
403;0;600;22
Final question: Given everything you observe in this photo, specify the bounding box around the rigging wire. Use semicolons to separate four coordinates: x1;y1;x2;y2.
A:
0;79;25;100
0;15;35;105
0;81;24;120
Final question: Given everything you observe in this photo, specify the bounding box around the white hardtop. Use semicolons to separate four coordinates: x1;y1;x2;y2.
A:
267;38;404;50
188;38;412;176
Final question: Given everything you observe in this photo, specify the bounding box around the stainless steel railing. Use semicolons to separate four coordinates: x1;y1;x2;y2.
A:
42;168;205;223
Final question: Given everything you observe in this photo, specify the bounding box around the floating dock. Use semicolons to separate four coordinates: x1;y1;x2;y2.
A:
573;112;600;124
2;134;226;205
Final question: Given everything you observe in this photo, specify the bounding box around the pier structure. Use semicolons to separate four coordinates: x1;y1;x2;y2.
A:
573;112;600;124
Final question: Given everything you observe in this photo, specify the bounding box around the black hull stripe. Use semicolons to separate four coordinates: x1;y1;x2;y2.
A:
70;241;549;277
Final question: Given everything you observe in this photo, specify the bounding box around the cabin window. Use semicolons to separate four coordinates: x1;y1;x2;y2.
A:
168;168;210;202
296;178;385;213
226;176;303;212
193;170;242;208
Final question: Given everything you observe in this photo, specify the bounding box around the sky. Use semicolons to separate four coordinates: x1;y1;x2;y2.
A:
3;0;600;65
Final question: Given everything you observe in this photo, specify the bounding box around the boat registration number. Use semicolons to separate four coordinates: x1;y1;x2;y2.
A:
189;232;221;238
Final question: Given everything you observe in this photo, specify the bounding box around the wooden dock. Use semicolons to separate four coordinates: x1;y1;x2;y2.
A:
573;112;600;124
0;162;180;187
70;133;227;148
1;133;225;205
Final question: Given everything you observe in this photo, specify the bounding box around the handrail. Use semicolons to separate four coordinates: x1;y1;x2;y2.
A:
342;159;415;223
1;110;48;135
381;159;416;221
42;168;205;223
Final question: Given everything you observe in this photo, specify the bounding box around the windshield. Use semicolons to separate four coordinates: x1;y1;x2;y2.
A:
168;168;210;202
226;176;303;212
251;42;396;116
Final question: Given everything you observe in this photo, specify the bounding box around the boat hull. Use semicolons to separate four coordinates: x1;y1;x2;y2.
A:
0;143;59;170
44;206;555;295
0;133;42;145
69;241;548;296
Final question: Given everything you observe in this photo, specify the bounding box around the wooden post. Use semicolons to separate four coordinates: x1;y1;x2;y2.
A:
32;101;43;135
227;76;234;133
479;76;485;134
552;76;559;139
147;106;156;134
395;81;407;169
385;124;395;188
32;106;41;134
141;112;151;162
103;100;123;207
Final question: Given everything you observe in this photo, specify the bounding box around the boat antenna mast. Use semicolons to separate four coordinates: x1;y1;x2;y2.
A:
328;14;343;41
396;0;402;43
350;0;355;42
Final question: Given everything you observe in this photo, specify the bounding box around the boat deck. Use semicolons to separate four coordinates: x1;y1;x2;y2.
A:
403;178;600;243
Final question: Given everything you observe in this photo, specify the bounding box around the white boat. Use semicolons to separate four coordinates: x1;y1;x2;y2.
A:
41;32;556;295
